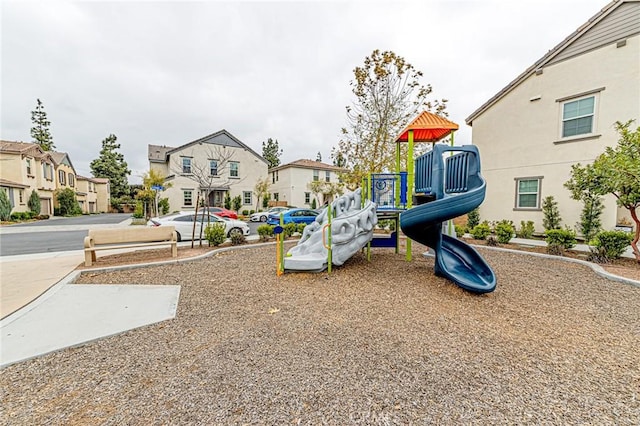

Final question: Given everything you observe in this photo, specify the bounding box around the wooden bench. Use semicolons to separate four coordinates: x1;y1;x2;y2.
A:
84;226;178;267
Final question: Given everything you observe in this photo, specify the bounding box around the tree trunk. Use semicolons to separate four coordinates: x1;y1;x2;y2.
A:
629;207;640;263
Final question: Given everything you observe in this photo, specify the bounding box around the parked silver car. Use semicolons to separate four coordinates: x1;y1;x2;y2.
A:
249;206;292;222
148;212;250;242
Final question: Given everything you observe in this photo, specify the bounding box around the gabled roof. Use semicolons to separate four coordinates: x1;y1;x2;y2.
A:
149;129;267;164
269;159;345;173
49;151;77;172
396;111;459;143
466;0;636;125
0;140;53;161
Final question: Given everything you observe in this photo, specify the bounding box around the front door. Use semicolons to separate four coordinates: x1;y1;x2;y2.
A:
208;190;225;207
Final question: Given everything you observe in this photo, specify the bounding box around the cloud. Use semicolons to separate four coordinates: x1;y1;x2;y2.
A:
1;0;605;183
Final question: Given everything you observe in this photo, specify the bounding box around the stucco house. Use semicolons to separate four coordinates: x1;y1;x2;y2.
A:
75;175;110;213
148;130;268;213
465;0;639;235
268;159;345;208
0;141;56;216
49;151;78;210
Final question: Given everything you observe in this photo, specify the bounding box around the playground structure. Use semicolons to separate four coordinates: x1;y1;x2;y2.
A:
279;111;496;294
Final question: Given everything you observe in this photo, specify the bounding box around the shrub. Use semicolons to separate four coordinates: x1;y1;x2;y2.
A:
284;222;297;238
517;220;535;239
262;195;270;209
57;188;82;216
249;210;255;215
470;222;491;240
578;196;603;242
296;223;307;234
204;223;226;246
242;209;249;216
590;230;633;261
495;220;515;244
257;224;274;241
230;232;246;246
158;198;170;215
232;195;242;212
467;208;480;229
28;190;41;215
0;190;12;221
454;224;466;238
545;228;576;255
132;202;144;219
542;196;562;231
224;194;232;210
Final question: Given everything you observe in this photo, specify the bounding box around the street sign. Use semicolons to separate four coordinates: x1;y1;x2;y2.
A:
151;185;164;191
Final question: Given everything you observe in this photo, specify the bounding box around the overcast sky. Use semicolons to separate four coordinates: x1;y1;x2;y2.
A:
2;0;607;183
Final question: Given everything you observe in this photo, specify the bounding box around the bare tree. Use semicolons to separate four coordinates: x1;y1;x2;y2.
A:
253;177;270;212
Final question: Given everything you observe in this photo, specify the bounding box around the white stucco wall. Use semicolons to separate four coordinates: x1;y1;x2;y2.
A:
471;34;639;234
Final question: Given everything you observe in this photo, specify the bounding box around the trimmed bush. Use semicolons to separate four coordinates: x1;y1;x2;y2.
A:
517;220;535;239
132;202;144;219
0;190;12;221
257;224;274;242
545;228;576;255
204;223;226;246
230;232;246;246
454;224;466;238
56;188;82;216
28;190;41;215
542;196;562;231
284;222;297;238
242;210;249;216
495;220;515;244
486;235;499;246
466;208;480;229
470;222;491;240
589;230;633;261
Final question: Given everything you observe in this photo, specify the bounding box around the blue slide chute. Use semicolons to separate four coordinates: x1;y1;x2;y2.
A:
400;144;496;294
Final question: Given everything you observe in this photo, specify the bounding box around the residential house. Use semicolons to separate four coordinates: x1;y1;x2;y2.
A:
93;178;110;213
49;151;78;212
76;175;112;213
0;141;56;216
148;130;268;213
465;0;639;234
268;159;345;208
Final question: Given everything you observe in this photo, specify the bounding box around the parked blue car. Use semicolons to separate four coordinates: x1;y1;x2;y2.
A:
266;208;319;225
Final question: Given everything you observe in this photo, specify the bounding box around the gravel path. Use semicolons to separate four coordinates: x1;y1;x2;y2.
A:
2;244;639;424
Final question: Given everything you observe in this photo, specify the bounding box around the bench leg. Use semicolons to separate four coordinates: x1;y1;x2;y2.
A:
85;250;94;267
172;242;177;258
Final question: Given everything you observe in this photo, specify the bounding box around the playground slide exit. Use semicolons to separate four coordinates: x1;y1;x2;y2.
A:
400;147;496;294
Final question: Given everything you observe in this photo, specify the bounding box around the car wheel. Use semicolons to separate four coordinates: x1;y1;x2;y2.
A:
228;227;243;238
176;231;182;242
260;215;267;222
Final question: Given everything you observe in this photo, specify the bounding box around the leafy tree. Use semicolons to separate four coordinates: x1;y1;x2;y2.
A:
564;160;604;241
28;190;41;215
262;138;282;169
56;188;82;216
565;120;640;261
0;190;12;221
232;195;242;212
136;169;171;218
466;207;480;230
90;134;131;199
224;193;232;209
542;196;562;231
308;180;344;207
31;98;55;151
332;49;448;189
253;177;270;211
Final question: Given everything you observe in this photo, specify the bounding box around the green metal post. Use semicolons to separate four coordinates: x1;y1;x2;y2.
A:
327;205;332;274
279;213;285;274
395;142;401;208
406;130;414;261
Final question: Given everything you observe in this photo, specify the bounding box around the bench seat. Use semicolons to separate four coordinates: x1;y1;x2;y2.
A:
84;226;178;266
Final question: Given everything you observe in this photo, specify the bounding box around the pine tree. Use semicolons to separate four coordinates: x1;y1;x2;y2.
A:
31;99;55;151
316;152;322;162
262;138;282;169
90;134;131;199
542;196;562;231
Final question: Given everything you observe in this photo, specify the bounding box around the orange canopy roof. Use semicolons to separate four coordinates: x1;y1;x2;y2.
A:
395;111;459;143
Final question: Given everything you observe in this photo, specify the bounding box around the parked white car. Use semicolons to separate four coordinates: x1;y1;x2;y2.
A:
148;212;250;242
249;206;292;222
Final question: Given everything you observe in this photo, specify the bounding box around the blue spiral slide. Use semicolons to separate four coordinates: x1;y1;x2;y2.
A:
400;145;496;294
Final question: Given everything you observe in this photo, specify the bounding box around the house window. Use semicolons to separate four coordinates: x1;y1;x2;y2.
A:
305;192;310;204
562;95;595;138
313;170;319;181
181;157;192;174
515;177;541;209
230;162;239;178
69;174;75;187
26;159;32;175
183;190;193;206
19;190;24;204
58;170;66;185
210;160;218;177
243;191;252;205
325;171;330;182
273;193;279;201
272;171;278;183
